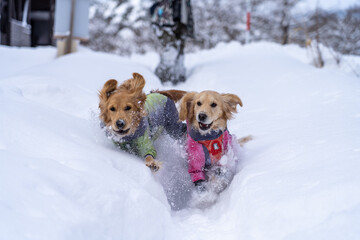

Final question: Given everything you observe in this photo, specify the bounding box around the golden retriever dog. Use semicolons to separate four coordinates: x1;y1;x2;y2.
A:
178;91;242;134
99;73;186;172
156;89;250;192
156;89;243;133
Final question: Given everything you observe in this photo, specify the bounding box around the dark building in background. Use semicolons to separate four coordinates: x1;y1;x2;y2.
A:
0;0;55;47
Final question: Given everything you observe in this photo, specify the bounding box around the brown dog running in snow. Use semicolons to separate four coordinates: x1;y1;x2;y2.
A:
155;89;252;191
99;73;186;172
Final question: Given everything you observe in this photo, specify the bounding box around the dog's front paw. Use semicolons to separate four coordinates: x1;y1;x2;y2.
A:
145;155;162;172
146;161;161;172
194;180;207;193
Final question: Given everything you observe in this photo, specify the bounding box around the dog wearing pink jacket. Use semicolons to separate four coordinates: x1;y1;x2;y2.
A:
187;126;233;183
154;90;244;192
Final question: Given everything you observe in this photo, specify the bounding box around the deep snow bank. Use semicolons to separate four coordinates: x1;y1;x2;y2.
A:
1;42;360;240
0;46;176;240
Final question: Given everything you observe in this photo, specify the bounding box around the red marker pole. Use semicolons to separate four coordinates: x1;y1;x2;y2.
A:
245;0;251;44
246;12;251;31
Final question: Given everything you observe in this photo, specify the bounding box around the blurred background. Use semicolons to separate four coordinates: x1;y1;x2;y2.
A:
1;0;359;57
87;0;360;59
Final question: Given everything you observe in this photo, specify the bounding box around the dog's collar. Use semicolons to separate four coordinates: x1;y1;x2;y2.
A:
188;125;226;142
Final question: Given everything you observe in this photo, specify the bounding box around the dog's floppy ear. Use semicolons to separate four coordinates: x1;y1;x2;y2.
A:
119;72;145;94
99;79;118;101
98;79;118;124
221;93;243;119
179;92;197;121
131;72;146;94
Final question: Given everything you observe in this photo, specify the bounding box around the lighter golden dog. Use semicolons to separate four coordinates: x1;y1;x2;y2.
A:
178;91;243;134
156;90;244;134
156;89;251;192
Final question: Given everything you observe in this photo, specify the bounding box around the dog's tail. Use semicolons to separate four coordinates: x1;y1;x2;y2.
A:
151;89;187;103
237;135;253;147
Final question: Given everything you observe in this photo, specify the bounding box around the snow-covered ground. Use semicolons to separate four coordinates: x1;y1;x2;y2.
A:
1;42;360;240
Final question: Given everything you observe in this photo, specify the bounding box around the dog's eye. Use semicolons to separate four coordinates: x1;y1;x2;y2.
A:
211;102;217;108
110;107;116;112
124;106;132;111
197;101;202;106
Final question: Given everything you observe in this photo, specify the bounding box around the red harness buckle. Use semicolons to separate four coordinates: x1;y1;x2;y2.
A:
198;134;224;164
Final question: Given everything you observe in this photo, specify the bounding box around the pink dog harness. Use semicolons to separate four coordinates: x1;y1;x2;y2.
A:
186;126;232;182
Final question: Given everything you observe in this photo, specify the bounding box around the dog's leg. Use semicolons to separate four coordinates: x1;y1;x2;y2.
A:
145;155;162;172
237;135;253;147
163;98;187;139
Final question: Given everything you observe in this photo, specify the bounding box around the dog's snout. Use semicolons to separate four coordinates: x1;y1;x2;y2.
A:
198;113;207;122
116;119;126;129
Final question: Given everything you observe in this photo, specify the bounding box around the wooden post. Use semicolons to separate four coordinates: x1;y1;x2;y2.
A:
65;0;76;54
6;0;12;45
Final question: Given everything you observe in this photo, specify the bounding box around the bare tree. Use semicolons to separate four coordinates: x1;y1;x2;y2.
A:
336;6;360;55
189;0;246;50
86;0;156;56
253;0;302;45
86;0;360;60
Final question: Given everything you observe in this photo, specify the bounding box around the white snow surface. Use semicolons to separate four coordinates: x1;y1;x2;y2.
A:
1;42;360;240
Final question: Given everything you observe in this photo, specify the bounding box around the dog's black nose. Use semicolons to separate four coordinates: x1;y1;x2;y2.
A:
198;113;207;122
116;119;125;129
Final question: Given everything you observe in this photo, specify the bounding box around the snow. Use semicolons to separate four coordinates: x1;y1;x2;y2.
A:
1;42;360;240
